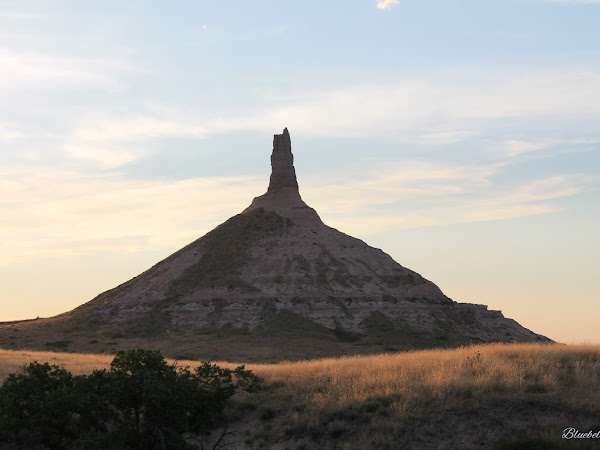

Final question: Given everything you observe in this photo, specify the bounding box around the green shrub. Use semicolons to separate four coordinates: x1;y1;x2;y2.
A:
0;362;81;448
0;349;260;449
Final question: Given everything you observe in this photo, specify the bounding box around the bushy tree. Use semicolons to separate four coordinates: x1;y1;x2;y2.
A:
0;349;260;449
0;362;81;448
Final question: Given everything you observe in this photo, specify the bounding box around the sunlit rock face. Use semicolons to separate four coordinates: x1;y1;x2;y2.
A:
66;128;552;345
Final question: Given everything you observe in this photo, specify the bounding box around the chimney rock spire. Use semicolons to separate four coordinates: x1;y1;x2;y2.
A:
243;127;323;225
268;128;298;192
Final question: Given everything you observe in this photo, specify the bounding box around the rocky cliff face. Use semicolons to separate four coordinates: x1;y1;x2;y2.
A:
68;128;549;346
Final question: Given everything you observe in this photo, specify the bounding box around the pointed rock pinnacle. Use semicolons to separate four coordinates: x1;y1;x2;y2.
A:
268;128;298;192
243;127;323;225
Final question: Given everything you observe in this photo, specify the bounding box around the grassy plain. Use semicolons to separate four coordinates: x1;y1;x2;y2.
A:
1;343;599;449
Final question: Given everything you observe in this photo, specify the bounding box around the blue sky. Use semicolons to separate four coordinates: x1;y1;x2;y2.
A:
1;0;599;343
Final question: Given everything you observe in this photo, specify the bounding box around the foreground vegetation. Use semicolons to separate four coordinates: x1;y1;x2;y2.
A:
1;343;599;449
0;349;259;449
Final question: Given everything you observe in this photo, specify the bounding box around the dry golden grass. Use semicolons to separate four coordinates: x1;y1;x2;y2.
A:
2;343;599;448
0;349;232;382
2;342;600;414
244;342;600;448
0;350;114;382
245;342;600;414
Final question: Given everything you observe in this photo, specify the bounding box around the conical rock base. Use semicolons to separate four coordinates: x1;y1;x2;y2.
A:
0;128;551;360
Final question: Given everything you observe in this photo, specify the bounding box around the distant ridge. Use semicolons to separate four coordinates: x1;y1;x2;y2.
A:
0;128;551;361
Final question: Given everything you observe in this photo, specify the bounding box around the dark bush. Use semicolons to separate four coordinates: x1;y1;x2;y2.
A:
0;349;260;449
0;362;81;448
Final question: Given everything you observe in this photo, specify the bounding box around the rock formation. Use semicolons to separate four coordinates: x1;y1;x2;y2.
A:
243;127;322;226
0;128;550;360
267;127;298;191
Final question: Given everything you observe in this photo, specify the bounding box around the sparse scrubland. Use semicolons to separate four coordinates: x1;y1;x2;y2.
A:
1;343;599;449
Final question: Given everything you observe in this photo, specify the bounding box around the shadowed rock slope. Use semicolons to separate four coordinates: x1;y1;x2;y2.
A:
0;128;550;360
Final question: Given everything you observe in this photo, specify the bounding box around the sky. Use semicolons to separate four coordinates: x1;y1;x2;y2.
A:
1;0;598;343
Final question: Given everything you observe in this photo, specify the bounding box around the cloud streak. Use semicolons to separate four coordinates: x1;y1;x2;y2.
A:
302;161;592;236
62;66;598;166
1;159;591;266
194;67;600;141
4;64;597;171
0;167;265;266
0;49;134;93
0;123;23;140
376;0;399;9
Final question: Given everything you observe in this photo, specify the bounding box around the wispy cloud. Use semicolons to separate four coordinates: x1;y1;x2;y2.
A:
501;140;550;157
6;64;597;172
0;48;135;92
72;117;207;142
500;175;586;204
0;167;264;266
376;0;399;9
303;161;498;213
63;117;207;168
490;136;600;158
196;67;600;140
418;128;477;146
0;10;47;21
303;163;592;235
2;158;590;266
0;123;23;140
63;145;142;170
